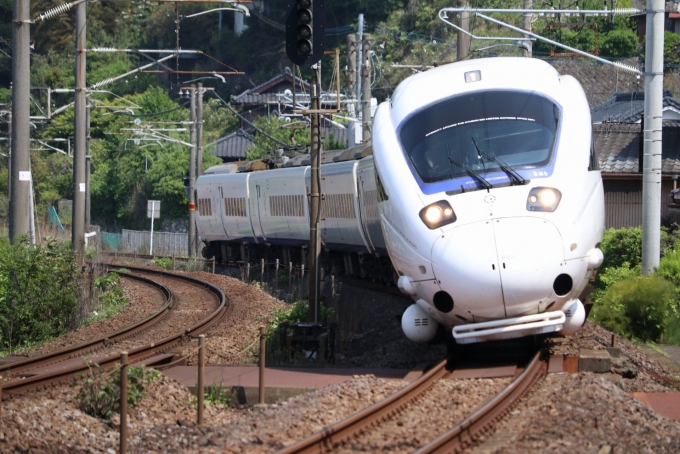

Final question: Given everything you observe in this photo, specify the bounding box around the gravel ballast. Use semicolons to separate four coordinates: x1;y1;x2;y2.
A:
1;267;679;453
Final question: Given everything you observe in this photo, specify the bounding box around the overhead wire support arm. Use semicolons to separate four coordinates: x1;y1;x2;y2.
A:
438;7;643;75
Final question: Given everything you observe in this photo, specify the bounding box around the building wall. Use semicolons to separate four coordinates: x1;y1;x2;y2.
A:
603;178;680;229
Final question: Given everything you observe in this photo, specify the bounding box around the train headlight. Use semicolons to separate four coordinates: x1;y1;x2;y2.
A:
419;200;456;229
526;187;562;212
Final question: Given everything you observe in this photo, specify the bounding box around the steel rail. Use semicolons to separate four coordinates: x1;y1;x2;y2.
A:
0;267;173;376
1;264;229;397
277;358;450;454
415;350;545;454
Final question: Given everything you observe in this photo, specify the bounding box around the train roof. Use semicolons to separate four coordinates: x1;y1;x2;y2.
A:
389;57;562;128
202;143;373;175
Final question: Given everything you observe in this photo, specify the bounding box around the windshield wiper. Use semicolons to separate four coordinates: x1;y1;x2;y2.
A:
447;144;493;191
470;137;527;186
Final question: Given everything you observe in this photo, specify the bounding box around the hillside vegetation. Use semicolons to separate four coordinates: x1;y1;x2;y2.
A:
0;0;660;230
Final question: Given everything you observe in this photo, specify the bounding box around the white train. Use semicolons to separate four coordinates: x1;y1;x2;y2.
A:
196;57;605;345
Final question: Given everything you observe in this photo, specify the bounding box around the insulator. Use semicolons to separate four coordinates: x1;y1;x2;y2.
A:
92;78;114;89
38;3;72;21
613;63;640;75
93;47;117;52
613;8;641;15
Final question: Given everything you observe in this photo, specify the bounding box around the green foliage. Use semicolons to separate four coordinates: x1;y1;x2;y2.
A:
591;276;677;342
590;262;641;305
204;380;234;406
266;300;335;335
664;31;680;71
0;236;79;353
76;362;160;420
87;273;129;324
153;257;173;270
665;311;680;346
600;28;639;58
247;117;310;161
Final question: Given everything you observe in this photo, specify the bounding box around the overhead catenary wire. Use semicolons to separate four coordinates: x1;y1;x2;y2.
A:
211;92;290;147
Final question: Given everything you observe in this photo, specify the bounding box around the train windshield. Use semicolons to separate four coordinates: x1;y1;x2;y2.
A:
399;90;559;184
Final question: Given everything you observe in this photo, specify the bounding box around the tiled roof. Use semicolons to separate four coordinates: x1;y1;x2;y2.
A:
213;129;254;160
594;123;680;174
547;59;642;107
590;91;680;123
232;67;310;105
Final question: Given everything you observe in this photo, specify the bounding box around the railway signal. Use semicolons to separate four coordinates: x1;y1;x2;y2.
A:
286;0;324;65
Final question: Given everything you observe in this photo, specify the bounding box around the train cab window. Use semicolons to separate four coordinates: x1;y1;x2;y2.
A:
399;90;559;185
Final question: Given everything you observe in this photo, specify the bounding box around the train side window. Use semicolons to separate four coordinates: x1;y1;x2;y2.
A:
588;138;599;171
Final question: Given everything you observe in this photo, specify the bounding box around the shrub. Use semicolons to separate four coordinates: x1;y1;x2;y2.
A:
591;275;677;342
0;236;79;352
205;380;234;406
87;273;129;324
267;300;335;335
76;362;160;420
153;257;173;270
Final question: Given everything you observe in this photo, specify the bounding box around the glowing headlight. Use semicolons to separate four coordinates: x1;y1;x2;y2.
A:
419;200;456;229
526;187;562;212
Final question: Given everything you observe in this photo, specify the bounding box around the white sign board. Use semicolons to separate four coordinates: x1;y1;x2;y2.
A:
147;200;161;219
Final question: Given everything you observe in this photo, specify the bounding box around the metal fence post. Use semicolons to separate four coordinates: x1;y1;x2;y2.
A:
275;259;279;294
289;261;293;295
261;258;264;285
212;256;215;274
197;335;205;425
119;352;128;454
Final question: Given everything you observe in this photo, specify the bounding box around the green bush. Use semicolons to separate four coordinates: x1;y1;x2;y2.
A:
0;236;79;352
591;275;677;342
75;362;160;420
87;273;129;324
267;300;335;335
205;380;234;406
153;257;173;270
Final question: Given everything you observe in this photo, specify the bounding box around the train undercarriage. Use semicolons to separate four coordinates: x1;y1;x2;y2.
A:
202;240;396;285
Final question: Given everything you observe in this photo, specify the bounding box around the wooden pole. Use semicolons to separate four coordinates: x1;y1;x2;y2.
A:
197;335;205;425
119;352;129;454
258;326;266;405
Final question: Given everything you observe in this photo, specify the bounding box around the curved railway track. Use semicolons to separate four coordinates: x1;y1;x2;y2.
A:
0;264;230;398
278;350;545;454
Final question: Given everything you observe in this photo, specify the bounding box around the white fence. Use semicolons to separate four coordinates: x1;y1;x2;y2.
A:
122;229;190;256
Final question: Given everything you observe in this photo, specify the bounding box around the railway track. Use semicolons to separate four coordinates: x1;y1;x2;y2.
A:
0;264;230;398
278;350;545;454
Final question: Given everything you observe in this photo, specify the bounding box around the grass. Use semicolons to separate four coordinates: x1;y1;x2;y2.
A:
665;312;680;346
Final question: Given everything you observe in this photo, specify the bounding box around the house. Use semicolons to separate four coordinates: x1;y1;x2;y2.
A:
592;91;680;228
210;129;254;162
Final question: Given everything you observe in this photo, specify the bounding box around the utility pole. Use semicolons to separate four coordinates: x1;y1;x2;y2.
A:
347;34;358;147
85;95;91;227
188;85;197;258
522;0;533;57
356;14;364;118
72;0;87;263
197;83;204;177
456;0;470;61
642;0;664;274
308;63;321;323
9;0;31;243
361;34;372;144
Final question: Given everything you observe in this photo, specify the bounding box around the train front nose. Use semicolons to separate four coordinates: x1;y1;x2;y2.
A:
431;218;565;320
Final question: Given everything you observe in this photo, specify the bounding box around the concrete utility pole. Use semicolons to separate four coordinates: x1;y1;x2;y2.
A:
9;0;31;243
361;34;372;144
188;85;197;257
456;0;470;61
642;0;664;274
522;0;533;57
85;96;91;226
356;14;364;117
347;33;358;147
308;63;321;323
197;83;204;177
72;0;87;263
